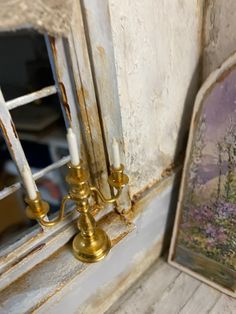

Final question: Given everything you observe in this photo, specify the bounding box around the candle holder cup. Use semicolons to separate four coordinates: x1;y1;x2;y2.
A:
25;161;129;263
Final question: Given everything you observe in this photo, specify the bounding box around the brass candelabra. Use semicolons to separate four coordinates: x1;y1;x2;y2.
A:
25;161;129;263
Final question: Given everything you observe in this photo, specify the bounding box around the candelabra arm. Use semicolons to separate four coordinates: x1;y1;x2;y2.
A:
90;186;122;204
38;194;71;227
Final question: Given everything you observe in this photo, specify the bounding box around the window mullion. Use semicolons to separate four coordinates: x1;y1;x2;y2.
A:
0;155;70;200
45;36;81;147
0;90;32;181
6;85;57;110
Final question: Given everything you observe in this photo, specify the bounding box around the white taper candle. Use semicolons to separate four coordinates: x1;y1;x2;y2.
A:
112;138;121;169
67;127;80;166
22;165;37;200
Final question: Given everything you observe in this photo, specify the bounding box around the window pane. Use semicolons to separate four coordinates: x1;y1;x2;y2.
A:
0;29;54;100
0;30;70;254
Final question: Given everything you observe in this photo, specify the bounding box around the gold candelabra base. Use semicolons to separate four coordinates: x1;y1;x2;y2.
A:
73;226;111;263
25;161;128;263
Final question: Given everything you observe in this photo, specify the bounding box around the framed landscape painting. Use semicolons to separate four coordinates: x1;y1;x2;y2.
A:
169;53;236;297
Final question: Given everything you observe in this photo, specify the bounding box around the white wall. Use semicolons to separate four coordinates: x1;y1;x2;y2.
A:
108;0;203;197
203;0;236;79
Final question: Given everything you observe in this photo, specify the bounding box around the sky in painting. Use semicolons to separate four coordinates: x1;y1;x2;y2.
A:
195;67;236;183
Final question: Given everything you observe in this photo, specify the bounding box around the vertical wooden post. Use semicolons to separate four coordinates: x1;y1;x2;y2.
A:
81;0;131;212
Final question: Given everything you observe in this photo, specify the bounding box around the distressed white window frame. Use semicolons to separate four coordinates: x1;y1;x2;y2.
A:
0;0;131;291
0;2;106;290
0;38;81;290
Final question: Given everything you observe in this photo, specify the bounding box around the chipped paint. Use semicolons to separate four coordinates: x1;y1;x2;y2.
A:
77;86;89;102
96;46;106;59
0;144;177;313
33;175;176;313
67;3;112;197
49;37;56;57
10;243;46;268
10;120;18;139
0;6;115;291
0;118;12;148
131;161;181;205
130;170;180;221
0;94;30;175
58;82;72;122
82;0;131;212
0;211;135;313
108;0;203;198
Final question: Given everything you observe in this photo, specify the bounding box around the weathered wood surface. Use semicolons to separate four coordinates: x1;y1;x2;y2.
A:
0;212;135;313
150;273;200;314
0;90;32;179
210;294;236;314
181;284;220;314
0;210;79;291
81;0;131;212
0;1;118;290
81;0;125;164
108;259;236;314
45;36;81;148
67;0;109;194
107;259;181;314
0;173;177;313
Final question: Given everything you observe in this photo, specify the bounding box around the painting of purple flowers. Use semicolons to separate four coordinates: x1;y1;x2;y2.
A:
172;64;236;293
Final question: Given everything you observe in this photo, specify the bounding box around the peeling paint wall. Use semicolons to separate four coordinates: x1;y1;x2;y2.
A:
108;0;203;197
203;0;236;80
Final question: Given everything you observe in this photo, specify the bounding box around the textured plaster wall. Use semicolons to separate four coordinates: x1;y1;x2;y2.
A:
108;0;203;197
203;0;236;80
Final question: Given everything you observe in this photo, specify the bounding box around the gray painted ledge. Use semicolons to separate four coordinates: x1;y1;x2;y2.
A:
0;173;179;314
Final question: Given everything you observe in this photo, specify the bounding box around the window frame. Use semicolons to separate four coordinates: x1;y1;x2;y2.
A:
0;0;110;290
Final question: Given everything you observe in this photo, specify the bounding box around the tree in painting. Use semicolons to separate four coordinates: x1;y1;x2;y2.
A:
216;142;223;204
188;115;206;204
223;117;236;203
